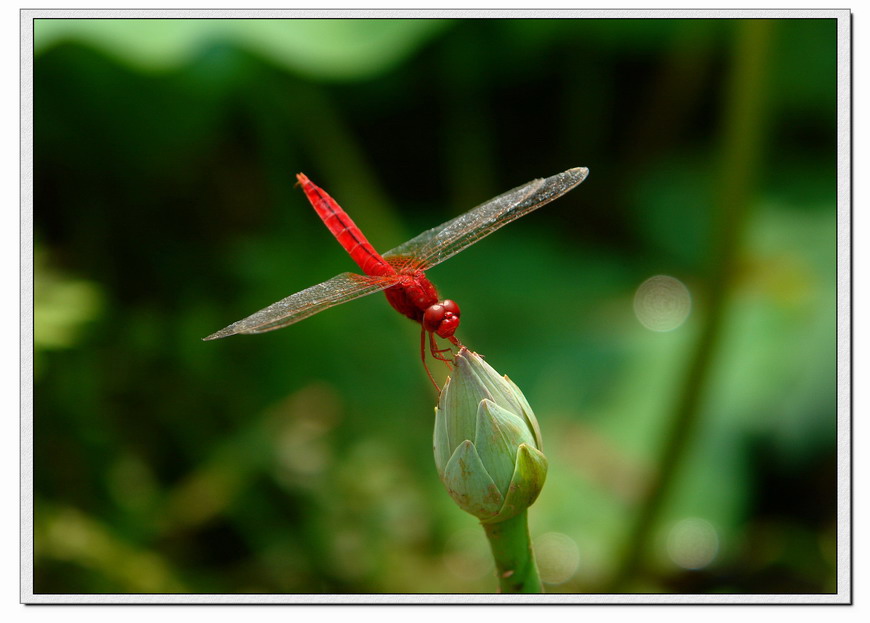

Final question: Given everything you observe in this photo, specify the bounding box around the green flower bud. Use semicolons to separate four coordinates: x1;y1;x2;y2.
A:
433;348;547;524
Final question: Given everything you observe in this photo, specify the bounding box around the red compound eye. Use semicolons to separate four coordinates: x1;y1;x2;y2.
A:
423;300;461;335
441;300;460;317
423;304;445;333
436;314;460;338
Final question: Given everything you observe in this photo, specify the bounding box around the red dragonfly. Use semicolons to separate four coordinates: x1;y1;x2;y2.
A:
204;167;589;387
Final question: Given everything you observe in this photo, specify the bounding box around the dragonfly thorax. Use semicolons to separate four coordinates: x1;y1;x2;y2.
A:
383;273;459;337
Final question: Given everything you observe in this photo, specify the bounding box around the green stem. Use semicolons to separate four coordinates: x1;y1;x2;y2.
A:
481;511;543;593
609;20;774;591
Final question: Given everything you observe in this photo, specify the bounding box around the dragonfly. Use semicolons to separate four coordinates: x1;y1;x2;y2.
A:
204;167;589;388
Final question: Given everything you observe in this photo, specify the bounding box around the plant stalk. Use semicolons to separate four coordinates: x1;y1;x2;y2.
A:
481;511;543;593
609;20;774;591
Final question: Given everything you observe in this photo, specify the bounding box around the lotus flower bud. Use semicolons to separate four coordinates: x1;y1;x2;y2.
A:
433;348;547;524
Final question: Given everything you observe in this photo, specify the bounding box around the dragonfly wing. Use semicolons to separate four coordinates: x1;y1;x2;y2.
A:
203;272;398;340
383;167;589;270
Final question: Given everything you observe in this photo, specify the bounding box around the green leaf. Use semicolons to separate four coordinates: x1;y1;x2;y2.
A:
441;440;503;521
474;400;536;496
438;359;492;454
433;403;451;476
458;351;526;417
34;19;450;81
483;444;548;525
504;375;543;450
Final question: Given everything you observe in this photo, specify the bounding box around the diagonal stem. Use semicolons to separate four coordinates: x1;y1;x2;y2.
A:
609;20;775;591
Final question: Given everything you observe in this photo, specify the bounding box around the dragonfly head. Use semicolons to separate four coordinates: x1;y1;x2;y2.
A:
423;299;461;338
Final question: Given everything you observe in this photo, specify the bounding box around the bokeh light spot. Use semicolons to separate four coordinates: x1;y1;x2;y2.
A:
633;275;692;331
534;532;580;585
666;517;719;570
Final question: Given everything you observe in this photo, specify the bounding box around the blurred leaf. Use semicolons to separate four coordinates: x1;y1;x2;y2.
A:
35;503;187;593
34;245;104;352
34;19;450;80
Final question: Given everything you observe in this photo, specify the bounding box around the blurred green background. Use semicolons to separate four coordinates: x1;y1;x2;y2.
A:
32;18;838;595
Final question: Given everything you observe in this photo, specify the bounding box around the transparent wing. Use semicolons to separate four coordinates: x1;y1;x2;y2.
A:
383;167;588;270
203;272;399;340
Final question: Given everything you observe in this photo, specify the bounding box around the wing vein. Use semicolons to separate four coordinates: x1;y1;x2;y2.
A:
203;272;397;340
383;167;588;270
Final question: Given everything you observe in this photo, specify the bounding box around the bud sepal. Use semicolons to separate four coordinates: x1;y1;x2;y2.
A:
433;349;548;524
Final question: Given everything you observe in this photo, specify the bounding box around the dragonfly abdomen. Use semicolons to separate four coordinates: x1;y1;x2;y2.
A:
297;173;394;277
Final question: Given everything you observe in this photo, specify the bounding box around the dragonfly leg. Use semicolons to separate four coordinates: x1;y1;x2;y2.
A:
429;332;457;363
421;327;441;392
429;334;451;361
